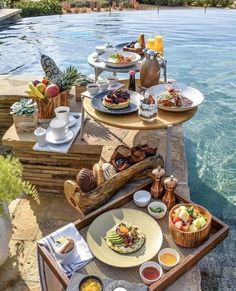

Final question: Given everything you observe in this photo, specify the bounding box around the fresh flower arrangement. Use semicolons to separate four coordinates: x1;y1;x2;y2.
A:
0;156;39;215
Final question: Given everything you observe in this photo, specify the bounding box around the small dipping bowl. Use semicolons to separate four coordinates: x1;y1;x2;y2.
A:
79;275;103;291
97;80;109;91
86;83;100;95
133;190;151;207
148;201;167;219
106;76;118;87
95;45;105;55
139;261;163;285
54;237;78;265
158;248;180;270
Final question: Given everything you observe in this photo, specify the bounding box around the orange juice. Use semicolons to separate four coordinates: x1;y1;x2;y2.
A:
154;35;164;56
159;253;177;266
146;38;155;50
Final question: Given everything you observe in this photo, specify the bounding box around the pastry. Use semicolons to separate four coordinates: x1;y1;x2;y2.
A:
93;163;105;186
76;168;96;193
102;90;130;110
130;146;146;163
54;236;75;254
141;144;157;157
102;163;117;180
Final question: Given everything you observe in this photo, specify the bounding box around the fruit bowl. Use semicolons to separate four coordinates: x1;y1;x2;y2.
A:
169;203;212;248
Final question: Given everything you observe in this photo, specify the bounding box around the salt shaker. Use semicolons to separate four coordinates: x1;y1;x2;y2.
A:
151;166;165;199
162;175;178;210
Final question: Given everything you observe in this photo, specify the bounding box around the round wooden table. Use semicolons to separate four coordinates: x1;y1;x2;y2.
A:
81;97;197;175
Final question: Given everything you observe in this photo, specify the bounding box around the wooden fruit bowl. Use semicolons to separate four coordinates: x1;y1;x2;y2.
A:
169;203;212;248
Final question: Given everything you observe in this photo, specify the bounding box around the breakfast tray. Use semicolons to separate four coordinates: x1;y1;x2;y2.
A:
37;179;229;290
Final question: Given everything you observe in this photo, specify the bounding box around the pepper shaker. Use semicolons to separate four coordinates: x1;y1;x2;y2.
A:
151;166;165;199
162;175;178;210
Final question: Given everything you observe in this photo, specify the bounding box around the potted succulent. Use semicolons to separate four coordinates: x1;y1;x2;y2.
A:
0;155;38;266
10;98;38;133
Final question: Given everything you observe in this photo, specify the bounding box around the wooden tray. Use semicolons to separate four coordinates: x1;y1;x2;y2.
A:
37;179;229;290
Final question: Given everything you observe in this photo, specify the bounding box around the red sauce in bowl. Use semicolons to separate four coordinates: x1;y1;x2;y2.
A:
142;267;160;280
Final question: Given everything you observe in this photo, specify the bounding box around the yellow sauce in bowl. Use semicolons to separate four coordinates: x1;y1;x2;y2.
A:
80;278;102;291
159;253;177;266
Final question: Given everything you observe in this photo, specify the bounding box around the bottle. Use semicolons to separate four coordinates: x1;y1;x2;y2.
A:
128;70;136;91
140;50;160;89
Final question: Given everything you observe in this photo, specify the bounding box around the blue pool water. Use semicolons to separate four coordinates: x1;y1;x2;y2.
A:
0;9;236;216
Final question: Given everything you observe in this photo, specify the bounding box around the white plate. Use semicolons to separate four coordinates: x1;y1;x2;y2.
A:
46;130;74;144
68;116;77;127
100;51;141;68
147;83;204;112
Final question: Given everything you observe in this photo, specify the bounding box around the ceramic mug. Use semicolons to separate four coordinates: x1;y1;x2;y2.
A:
34;127;47;146
50;119;69;140
55;106;70;125
107;76;118;87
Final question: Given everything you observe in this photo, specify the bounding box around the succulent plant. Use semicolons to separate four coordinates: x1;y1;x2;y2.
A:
10;98;37;116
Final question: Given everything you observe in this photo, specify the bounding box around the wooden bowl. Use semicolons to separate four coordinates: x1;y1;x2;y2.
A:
169;203;212;248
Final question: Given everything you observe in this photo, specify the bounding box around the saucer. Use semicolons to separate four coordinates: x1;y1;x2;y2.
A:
46;130;74;144
68;116;77;127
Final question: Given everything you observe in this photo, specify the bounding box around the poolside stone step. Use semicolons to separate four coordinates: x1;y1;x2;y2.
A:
0;9;21;23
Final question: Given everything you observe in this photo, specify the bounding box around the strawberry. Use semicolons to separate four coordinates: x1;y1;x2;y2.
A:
42;79;49;85
173;216;182;224
105;98;113;103
148;95;155;104
174;221;183;230
181;222;190;232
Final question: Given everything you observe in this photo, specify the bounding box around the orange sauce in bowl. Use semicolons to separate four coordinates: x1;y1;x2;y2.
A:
159;253;177;266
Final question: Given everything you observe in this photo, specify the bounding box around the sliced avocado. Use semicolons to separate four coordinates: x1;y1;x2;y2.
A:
109;237;124;244
106;234;121;240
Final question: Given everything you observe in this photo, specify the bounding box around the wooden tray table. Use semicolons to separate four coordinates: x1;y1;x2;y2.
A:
37;180;229;291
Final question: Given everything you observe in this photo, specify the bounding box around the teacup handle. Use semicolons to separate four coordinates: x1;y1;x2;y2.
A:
65;126;69;135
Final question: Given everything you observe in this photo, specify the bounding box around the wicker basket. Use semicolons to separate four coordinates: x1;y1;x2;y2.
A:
75;85;86;102
169;203;212;248
37;90;70;120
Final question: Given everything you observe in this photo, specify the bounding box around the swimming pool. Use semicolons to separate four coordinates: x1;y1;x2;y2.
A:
0;8;236;216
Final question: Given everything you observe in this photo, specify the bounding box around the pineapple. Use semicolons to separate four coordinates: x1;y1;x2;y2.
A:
53;66;80;92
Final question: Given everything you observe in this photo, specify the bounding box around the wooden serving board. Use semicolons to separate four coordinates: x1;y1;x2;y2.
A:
37;179;229;291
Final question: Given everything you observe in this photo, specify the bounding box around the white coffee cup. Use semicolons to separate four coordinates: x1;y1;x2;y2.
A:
55;106;70;125
107;76;118;87
34;127;47;146
50;118;69;140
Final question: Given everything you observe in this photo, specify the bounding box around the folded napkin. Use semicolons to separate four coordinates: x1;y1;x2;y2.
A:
37;223;93;290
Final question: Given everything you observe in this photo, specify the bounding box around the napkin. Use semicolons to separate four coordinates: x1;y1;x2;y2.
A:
37;223;93;290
